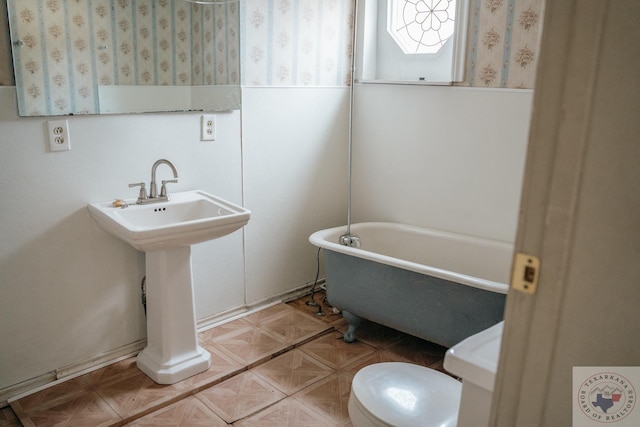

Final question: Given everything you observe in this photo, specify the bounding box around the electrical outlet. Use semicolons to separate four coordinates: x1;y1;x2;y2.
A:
201;114;216;141
48;120;71;152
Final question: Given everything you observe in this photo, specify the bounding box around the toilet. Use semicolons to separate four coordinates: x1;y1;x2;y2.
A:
348;322;503;427
349;362;462;427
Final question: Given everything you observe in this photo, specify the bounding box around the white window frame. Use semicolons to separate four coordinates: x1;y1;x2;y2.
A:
355;0;469;84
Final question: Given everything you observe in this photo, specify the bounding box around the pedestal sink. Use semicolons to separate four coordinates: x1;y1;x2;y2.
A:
88;190;250;384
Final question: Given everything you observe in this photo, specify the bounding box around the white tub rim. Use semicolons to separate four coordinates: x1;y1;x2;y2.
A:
309;222;512;295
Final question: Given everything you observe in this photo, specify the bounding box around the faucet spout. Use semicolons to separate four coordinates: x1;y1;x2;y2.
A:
149;159;178;199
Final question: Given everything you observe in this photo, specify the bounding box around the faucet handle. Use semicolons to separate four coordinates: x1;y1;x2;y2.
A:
160;179;178;198
128;182;147;202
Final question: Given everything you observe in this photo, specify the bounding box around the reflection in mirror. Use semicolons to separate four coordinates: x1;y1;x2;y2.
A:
0;2;13;86
7;0;240;116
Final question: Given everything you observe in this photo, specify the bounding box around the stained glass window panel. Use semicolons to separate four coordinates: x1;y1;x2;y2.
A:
388;0;456;54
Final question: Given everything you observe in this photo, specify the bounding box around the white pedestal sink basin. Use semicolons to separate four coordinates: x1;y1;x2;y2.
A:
88;190;250;384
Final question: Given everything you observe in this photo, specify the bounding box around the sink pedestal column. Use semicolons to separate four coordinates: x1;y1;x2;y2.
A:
136;246;211;384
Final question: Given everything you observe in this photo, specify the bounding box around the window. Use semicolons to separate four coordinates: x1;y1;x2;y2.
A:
356;0;468;83
388;0;456;54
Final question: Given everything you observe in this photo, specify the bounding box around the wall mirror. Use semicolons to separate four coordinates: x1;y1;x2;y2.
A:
6;0;240;116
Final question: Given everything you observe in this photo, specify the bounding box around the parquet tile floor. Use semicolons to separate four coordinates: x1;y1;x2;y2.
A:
5;291;450;426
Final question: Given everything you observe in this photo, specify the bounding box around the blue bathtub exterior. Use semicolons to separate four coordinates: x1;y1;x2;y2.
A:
324;249;507;348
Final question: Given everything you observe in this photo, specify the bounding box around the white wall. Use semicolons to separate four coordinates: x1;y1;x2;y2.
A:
0;85;350;399
0;87;246;392
242;87;349;304
0;82;533;400
351;84;533;243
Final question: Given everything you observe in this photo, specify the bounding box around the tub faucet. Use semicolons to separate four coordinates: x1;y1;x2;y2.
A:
339;233;361;247
130;159;178;204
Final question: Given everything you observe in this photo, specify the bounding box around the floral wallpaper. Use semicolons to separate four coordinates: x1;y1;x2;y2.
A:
0;0;544;113
465;0;543;88
239;0;543;89
5;0;239;116
240;0;354;86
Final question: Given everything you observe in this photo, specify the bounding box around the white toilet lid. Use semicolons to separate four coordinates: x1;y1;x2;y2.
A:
351;362;462;427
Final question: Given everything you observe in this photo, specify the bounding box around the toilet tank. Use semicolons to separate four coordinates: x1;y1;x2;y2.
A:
444;321;503;391
443;321;504;427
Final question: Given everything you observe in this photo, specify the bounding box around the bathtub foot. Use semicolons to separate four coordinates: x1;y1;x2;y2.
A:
341;311;361;343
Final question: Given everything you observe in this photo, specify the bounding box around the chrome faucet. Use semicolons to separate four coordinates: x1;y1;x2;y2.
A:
150;159;178;199
129;159;178;204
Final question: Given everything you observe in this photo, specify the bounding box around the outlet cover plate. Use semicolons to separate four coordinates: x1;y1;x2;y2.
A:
201;114;216;141
48;120;71;152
